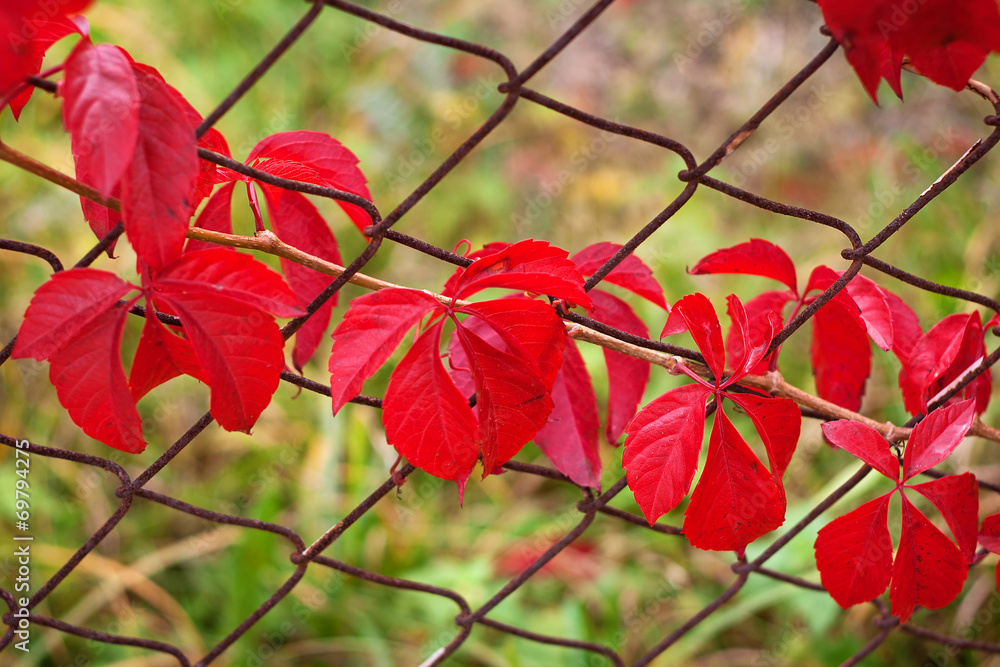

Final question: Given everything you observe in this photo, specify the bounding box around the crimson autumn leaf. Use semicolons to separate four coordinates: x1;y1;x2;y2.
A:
570;243;667;445
1;0;92;116
445;296;597;486
328;288;443;415
454;322;554;476
246;131;373;234
816;0;1000;102
128;311;205;402
901;310;992;417
120;63;198;270
438;241;665;487
62;40;139;200
570;241;668;308
591;290;654;445
48;304;145;453
382;319;480;486
622;293;799;552
690;238;898;412
980;514;1000;594
444;239;594;309
260;186;343;372
12;251;302;451
816;400;977;622
200;131;373;369
130;62;231;213
532;340;602;489
329;240;583;496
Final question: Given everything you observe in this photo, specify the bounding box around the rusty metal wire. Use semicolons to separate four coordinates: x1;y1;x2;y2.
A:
3;0;1000;664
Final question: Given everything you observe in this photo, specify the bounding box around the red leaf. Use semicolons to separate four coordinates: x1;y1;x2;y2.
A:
684;407;785;551
9;15;86;119
533;340;601;489
62;41;139;200
662;293;726;382
447;239;593;308
48;304;145;453
882;288;923;365
724;290;793;377
12;269;134;360
247;131;373;233
901;313;968;414
454;297;565;390
75;163;122;254
121;63;198;269
383;320;479;483
820;419;899;481
128;310;206;401
622;383;711;525
727;393;800;478
723;293;778;382
186;182;235;254
817;0;1000;100
155;248;303;318
260;186;343;370
689;238;798;293
903;312;990;416
843;273;893;351
590;290;651;444
570;242;666;308
815;494;894;608
908;473;980;564
816;0;903;102
129;62;232;209
1;1;92;105
895;0;1000;91
890;493;967;623
810;298;871;411
902;399;976;479
328;288;440;414
455;321;554;476
981;514;1000;553
154;292;285;433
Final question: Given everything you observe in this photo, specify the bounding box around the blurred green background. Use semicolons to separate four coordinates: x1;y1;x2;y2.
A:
3;0;1000;665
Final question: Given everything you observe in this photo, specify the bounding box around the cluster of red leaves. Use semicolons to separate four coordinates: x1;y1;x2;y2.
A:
623;293;800;553
6;0;1000;622
329;240;591;499
191;130;372;372
329;240;666;494
529;242;664;488
817;0;1000;101
6;19;372;453
0;0;90;119
816;401;978;622
689;239;996;418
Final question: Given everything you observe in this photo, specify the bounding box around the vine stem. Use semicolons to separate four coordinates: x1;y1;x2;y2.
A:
3;137;1000;443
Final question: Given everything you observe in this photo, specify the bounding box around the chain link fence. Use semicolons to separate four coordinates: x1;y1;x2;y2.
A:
3;0;1000;664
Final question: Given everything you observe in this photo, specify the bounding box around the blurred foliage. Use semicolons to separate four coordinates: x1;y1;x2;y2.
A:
3;0;1000;665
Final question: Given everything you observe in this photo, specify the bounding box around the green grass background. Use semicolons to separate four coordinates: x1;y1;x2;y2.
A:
2;0;1000;665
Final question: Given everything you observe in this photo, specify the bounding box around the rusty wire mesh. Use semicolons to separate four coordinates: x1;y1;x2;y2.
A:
3;0;1000;664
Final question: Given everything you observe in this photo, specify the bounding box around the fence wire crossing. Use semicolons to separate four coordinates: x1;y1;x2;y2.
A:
3;0;1000;665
